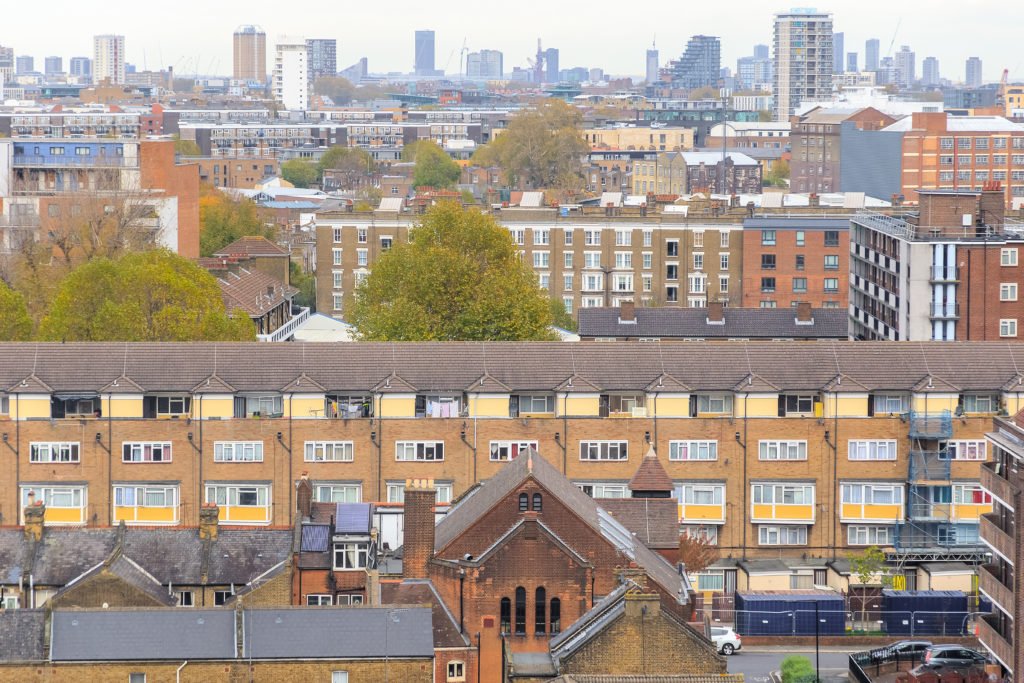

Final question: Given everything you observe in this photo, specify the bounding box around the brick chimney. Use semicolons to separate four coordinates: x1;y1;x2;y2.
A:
23;495;45;542
403;479;436;579
199;503;219;541
795;302;813;325
296;472;313;519
618;300;636;323
808;193;820;207
706;301;725;324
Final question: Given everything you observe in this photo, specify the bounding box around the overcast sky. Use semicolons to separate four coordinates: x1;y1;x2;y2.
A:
5;0;1023;81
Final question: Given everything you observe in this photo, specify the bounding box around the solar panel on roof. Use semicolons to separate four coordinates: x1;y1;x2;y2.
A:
334;503;371;534
300;524;330;552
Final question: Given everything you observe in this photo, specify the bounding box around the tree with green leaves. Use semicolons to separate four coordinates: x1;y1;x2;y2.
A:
0;281;32;341
548;297;576;332
313;76;357;104
199;185;274;257
404;140;462;189
849;546;894;630
471;99;588;192
317;146;376;190
281;158;319;189
780;655;816;683
289;261;316;311
38;250;255;342
174;138;202;156
349;201;555;341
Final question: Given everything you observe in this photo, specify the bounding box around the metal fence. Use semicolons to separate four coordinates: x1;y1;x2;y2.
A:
707;609;980;637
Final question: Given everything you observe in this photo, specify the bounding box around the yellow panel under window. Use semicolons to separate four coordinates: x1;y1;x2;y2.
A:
221;505;271;524
679;504;725;523
114;506;177;525
840;503;904;523
45;507;86;525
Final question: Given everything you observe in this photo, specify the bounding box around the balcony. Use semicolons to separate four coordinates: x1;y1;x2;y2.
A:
909;450;951;481
976;614;1014;673
981;461;1017;509
256;307;310;343
929;265;960;282
980;513;1015;563
929;302;960;319
978;563;1014;615
909;502;951;521
908;412;953;440
12;155;127;168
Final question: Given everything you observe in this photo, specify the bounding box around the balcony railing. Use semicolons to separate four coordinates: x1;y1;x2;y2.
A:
929;302;960;319
908;411;953;440
976;614;1014;673
256;307;310;343
981;461;1017;509
980;513;1015;563
12;155;127;168
930;265;960;282
978;563;1014;615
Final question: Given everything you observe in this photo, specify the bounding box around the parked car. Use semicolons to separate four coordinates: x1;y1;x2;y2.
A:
709;626;742;655
882;640;932;660
918;644;989;670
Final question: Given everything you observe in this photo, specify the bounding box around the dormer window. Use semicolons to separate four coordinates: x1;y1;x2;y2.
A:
234;394;283;418
51;394;101;418
960;394;999;414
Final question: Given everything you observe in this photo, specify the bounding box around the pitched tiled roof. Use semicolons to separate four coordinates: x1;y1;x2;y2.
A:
4;341;1024;394
218;268;297;317
599;498;680;549
577;307;848;339
213;236;290;257
627;446;674;494
56;553;176;607
381;579;471;648
0;610;46;662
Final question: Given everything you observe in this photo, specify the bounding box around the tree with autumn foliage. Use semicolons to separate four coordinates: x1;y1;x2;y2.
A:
199;185;274;257
348;202;555;341
678;531;720;575
0;281;32;341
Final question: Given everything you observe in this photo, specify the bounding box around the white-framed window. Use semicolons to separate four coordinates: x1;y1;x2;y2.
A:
841;483;904;505
584;230;601;246
758;525;807;545
961;394;998;413
332;294;343;311
516;394;554;414
335;594;364;605
29;442;80;463
1001;248;1018;266
720;231;730;248
1001;283;1018;301
236;395;282;417
579;440;628;461
563;274;573;291
583;273;604;291
113;485;178;519
615;229;632;246
1000;319;1018;337
759;440;807;461
21;485;86;522
576;482;629;498
720;253;729;270
129;673;146;683
872;394;909;414
533;229;550;245
122;442;172;463
357;249;368;266
583;252;601;269
509;229;525;245
385;481;452;504
693;570;725;590
357;227;367;243
643;230;652;247
214;441;263;462
176;590;194;607
612;273;633;292
307;594;333;606
752;483;814;505
643;276;653;292
953;483;993;505
693;252;704;270
563;229;574;246
688;273;706;294
333;542;369;570
332;271;343;289
683;527;720;545
396;441;444;461
697;393;733;414
0;393;8;415
155;395;191;416
563;252;573;268
533;251;550;268
314;484;362;503
563;297;573;314
669;440;718;461
676;483;725;506
447;660;466;682
848;440;897;461
848;525;892;546
719;275;729;293
305;441;354;462
205;484;269;508
942;440;986;461
614;251;632;269
490;440;538;461
332;248;342;266
353;271;368;287
642;252;653;269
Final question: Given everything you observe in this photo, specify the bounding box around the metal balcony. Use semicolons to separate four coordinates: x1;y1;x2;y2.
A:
929;302;960;319
929;265;960;282
908;411;953;439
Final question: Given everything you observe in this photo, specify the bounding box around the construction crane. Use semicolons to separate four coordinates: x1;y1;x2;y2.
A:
457;38;468;78
526;39;545;84
885;18;902;59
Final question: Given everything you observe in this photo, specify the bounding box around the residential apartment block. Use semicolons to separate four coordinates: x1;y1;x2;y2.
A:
0;341;1008;572
273;39;309;111
790;107;895;194
93;34;125;85
233;25;267;82
850;188;1024;341
773;9;834;121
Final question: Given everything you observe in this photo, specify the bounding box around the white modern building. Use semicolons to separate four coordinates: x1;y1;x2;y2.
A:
773;9;833;121
93;34;126;85
273;38;308;111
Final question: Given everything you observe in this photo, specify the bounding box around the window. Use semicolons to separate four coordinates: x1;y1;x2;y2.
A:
380;237;392;251
1001;318;1018;337
332;671;350;683
564;230;574;246
21;486;86;521
563;252;573;269
848;526;892;546
666;264;678;280
760;277;776;293
332;248;342;266
335;594;363;605
666;286;678;303
396;441;444;461
615;230;631;246
676;484;724;507
580;441;628;461
234;395;282;418
693;253;703;270
333;542;369;570
760;300;776;309
514;586;526;635
550;597;561;634
386;482;451;504
642;230;652;247
517;394;554;414
841;483;904;506
177;590;194;606
447;661;466;682
1001;248;1018;266
761;230;776;246
759;525;807;545
824;255;839;270
307;594;333;606
849;440;897;461
333;227;343;243
205;484;269;508
761;254;776;270
532;493;542;511
490;441;539;461
357;249;368;266
695;572;725;590
500;598;511;634
129;674;146;683
719;276;729;293
824;278;839;293
333;294;343;311
720;253;729;270
584;230;601;246
315;484;361;503
535;587;546;634
533;251;550;268
113;486;177;520
824;231;840;247
332;271;343;289
669;440;718;461
872;394;908;414
962;394;999;413
30;442;80;463
642;252;653;269
610;251;631;269
509;229;525;245
584;252;601;269
534;229;550;245
518;492;528;512
752;483;814;505
214;441;263;462
357;227;367;243
122;442;171;463
953;484;992;505
795;231;805;246
155;395;191;416
1001;283;1018;301
666;240;679;256
698;394;733;414
577;482;629;498
0;393;8;416
759;440;807;461
792;278;807;293
943;440;986;461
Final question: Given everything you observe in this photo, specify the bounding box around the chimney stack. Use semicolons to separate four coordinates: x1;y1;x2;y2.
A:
706;301;724;324
199;503;219;541
795;302;813;324
296;472;313;519
618;300;636;323
402;479;436;579
23;495;45;542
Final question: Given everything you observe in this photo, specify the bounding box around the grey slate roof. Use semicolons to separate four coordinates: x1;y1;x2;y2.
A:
50;609;237;661
598;498;680;549
243;607;434;659
0;610;47;662
56;553;177;607
6;340;1024;394
577;307;848;340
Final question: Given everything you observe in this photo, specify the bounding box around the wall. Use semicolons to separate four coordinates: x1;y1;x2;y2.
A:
139;139;199;258
839;123;904;200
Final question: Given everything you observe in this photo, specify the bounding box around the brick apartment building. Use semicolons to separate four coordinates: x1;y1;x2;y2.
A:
850;188;1024;341
789;107;895;194
0;342;1009;570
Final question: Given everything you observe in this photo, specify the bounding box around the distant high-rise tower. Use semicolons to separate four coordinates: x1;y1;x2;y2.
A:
273;38;308;111
846;52;858;73
965;57;983;87
233;25;267;82
753;44;770;60
865;38;880;71
894;46;915;88
832;32;844;73
544;48;559;83
93;34;126;84
0;46;13;82
415;30;436;76
922;57;940;87
69;56;92;81
736;54;773;91
306;39;336;82
666;35;721;90
646;47;659;84
466;50;503;80
44;56;62;76
16;56;34;74
773;9;833;120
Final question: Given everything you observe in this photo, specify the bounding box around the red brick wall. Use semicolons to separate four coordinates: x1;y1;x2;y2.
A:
139;139;200;258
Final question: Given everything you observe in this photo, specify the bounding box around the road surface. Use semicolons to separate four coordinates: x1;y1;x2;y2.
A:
726;646;857;682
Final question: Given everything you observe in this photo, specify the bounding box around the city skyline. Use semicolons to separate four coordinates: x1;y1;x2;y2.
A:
1;0;1021;81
